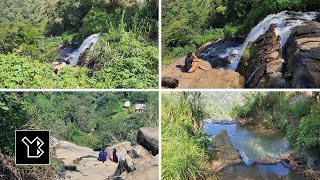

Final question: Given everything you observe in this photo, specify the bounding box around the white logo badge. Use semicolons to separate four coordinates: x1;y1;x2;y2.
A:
21;137;44;158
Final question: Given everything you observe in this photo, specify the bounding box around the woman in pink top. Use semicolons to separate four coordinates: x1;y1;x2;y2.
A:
109;148;121;163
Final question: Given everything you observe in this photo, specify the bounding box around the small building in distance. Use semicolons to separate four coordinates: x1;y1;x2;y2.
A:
135;98;145;113
123;101;131;108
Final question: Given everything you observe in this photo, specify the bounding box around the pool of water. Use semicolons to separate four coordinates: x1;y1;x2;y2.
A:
204;121;307;179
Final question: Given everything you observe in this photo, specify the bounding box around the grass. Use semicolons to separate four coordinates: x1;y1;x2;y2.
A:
162;92;219;180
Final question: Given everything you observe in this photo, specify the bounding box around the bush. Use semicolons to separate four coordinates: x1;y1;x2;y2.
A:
0;54;95;88
232;92;320;152
0;22;44;54
296;107;320;150
90;21;158;88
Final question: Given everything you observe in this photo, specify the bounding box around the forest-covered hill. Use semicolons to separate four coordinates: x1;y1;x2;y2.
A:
0;0;158;88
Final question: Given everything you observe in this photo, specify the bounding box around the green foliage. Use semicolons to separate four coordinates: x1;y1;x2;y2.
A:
242;0;320;34
90;21;158;88
0;54;97;88
47;0;93;35
0;22;44;54
232;92;320;151
193;28;225;47
296;107;320;150
162;92;210;179
0;93;26;155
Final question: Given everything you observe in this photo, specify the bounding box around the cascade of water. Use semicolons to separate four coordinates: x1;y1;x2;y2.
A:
65;33;101;65
202;11;317;70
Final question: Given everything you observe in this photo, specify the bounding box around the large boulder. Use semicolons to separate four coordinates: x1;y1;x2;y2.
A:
55;140;97;165
284;21;320;88
137;127;159;156
162;57;245;88
210;130;243;172
237;24;287;88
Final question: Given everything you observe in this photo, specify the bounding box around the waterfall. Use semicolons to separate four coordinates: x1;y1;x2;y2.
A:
201;11;318;70
65;33;101;65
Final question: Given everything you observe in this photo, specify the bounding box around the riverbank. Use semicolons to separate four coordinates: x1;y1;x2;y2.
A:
205;118;320;179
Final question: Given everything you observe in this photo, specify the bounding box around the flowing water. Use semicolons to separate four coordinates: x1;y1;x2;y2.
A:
65;33;101;65
199;11;318;70
204;120;307;179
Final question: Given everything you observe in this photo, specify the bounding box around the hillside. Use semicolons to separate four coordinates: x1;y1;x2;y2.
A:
0;0;158;88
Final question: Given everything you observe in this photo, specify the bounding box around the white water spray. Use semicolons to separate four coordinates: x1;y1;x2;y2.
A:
65;33;101;65
202;11;317;70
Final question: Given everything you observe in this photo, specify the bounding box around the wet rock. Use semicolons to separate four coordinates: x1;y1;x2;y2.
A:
210;130;243;172
197;37;244;69
280;151;320;180
77;43;94;68
316;14;320;23
237;24;287;88
137;127;159;155
284;21;320;88
210;57;231;68
256;155;277;165
162;57;245;88
58;42;78;59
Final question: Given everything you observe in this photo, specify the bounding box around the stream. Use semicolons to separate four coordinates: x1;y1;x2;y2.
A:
204;120;307;179
198;11;318;70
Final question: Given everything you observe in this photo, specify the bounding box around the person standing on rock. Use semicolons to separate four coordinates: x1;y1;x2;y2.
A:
97;147;108;163
185;52;208;73
109;149;121;163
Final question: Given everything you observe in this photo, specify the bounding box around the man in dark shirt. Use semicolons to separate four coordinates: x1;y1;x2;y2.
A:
184;52;208;73
97;147;108;163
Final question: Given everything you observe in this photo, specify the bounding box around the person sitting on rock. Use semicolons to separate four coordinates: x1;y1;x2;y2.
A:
109;148;121;163
185;52;208;73
97;147;108;163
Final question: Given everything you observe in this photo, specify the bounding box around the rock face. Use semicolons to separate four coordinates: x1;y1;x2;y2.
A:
77;43;94;68
162;57;245;88
137;127;159;156
210;130;243;172
237;24;287;88
284;21;320;88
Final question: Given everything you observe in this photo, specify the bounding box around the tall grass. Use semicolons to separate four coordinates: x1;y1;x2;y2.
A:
162;92;209;180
